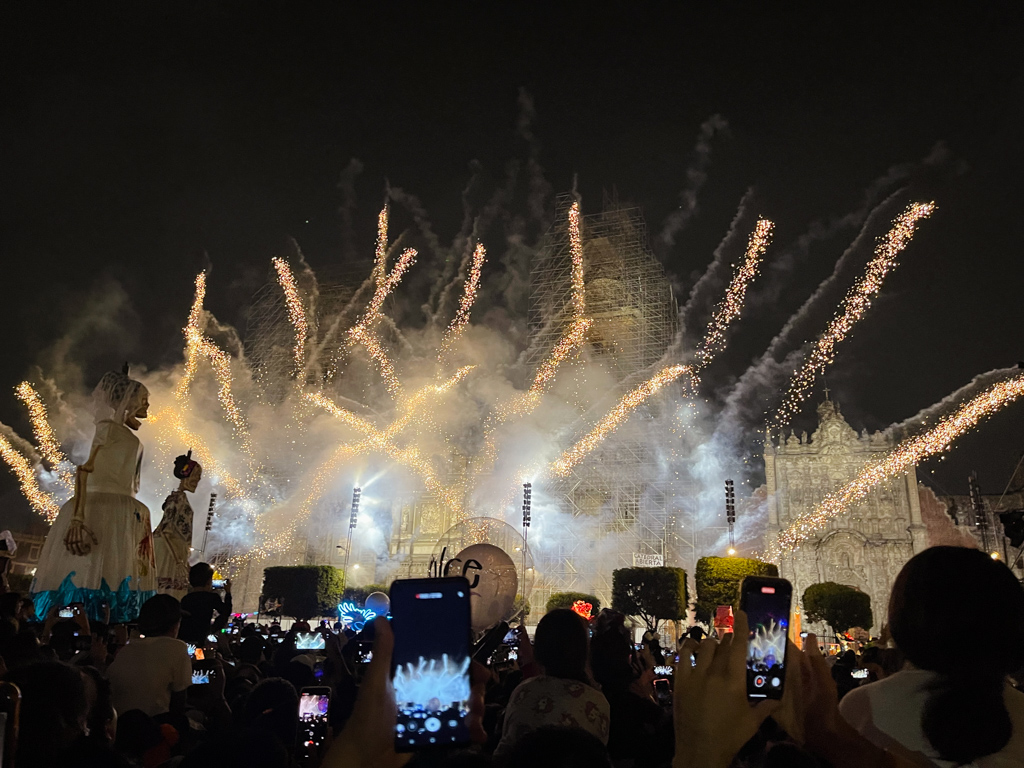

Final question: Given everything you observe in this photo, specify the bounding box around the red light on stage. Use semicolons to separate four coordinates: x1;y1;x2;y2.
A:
761;586;775;594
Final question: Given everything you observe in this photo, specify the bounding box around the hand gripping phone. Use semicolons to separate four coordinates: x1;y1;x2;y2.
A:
739;575;792;700
298;686;331;754
390;577;472;751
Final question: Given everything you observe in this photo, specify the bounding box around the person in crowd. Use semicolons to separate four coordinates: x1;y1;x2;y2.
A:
107;593;192;719
179;561;232;644
839;546;1024;766
494;608;610;756
831;649;860;700
590;608;674;767
5;660;129;767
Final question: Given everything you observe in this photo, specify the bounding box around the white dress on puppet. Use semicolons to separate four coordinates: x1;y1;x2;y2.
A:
154;492;193;599
154;452;201;600
31;371;156;623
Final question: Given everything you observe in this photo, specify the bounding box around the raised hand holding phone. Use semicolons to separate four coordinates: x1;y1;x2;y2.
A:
739;575;792;700
673;611;780;768
389;577;472;751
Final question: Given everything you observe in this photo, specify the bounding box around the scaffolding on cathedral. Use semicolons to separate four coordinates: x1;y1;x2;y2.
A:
528;194;694;609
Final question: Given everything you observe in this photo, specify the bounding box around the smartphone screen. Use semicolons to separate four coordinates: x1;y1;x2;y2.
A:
298;687;331;752
212;579;227;589
653;664;673;676
296;632;326;651
852;668;869;679
191;669;211;685
58;607;74;619
740;576;792;700
390;577;472;751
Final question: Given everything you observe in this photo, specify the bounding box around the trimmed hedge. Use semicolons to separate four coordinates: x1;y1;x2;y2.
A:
262;565;345;619
611;566;688;632
694;556;778;624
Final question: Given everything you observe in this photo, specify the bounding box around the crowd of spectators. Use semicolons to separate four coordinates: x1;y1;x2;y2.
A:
0;545;1021;767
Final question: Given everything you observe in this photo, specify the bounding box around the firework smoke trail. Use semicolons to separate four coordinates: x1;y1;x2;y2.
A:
475;203;590;478
551;218;773;476
272;257;309;377
0;433;60;522
659;114;729;248
440;243;486;359
772;202;936;427
14;382;73;489
551;365;697;477
770;372;1024;557
885;367;1020;436
696;219;774;366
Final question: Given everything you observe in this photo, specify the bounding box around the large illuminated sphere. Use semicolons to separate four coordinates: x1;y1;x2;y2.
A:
451;542;518;633
365;591;390;616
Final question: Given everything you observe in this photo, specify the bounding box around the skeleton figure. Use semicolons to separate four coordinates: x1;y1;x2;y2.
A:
30;367;157;623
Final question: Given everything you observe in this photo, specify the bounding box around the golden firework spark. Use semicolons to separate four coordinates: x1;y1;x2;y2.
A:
551;364;698;477
440;243;486;358
175;272;247;435
272;257;309;376
697;219;774;366
304;389;465;517
770;372;1024;556
568;201;586;318
0;434;60;522
14;382;73;489
773;203;935;426
348;246;418;395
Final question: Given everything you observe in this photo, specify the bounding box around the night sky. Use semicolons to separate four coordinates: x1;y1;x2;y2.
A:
1;3;1022;519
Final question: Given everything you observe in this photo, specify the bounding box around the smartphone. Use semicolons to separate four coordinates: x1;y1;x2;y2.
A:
653;664;673;676
212;579;227;589
653;677;672;705
207;633;219;644
191;669;212;685
851;668;869;679
298;686;331;753
58;607;74;619
390;577;472;751
295;632;326;651
739;575;792;700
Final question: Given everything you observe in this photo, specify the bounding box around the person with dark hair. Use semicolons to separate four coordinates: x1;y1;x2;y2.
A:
494;609;610;756
180;561;232;644
107;594;192;718
840;546;1024;766
3;661;93;768
590;609;674;767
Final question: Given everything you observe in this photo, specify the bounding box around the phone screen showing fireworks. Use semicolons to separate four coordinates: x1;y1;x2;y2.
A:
298;687;331;753
390;577;472;752
740;576;792;700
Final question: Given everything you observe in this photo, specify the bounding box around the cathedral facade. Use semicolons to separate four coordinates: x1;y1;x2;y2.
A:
764;398;927;633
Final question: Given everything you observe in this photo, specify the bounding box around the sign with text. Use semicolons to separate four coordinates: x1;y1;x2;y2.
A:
632;553;664;567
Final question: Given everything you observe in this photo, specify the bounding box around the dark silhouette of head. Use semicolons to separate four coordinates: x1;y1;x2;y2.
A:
533;609;590;684
189;561;215;588
888;546;1024;763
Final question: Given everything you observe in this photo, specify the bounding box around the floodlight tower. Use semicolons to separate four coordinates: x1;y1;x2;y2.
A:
340;487;361;589
200;493;218;553
522;482;532;585
969;473;990;553
725;480;736;555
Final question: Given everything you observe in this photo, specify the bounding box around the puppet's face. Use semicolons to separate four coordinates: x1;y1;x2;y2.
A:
183;464;203;493
125;387;150;430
